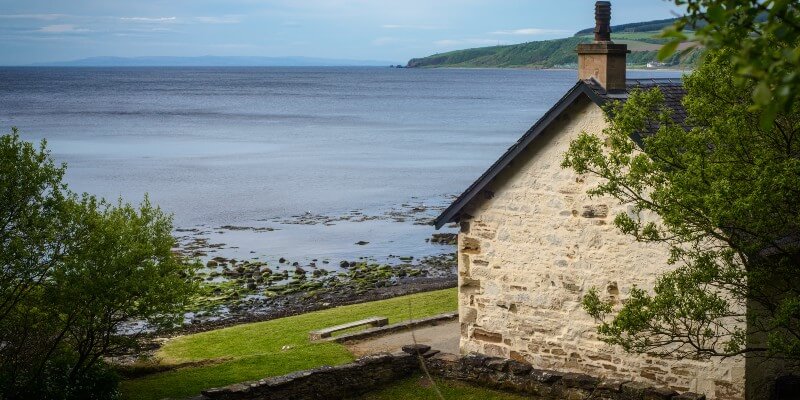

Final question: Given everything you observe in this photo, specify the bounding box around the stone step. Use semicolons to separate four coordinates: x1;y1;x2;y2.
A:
309;316;389;341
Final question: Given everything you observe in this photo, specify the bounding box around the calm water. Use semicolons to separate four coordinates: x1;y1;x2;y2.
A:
0;67;681;265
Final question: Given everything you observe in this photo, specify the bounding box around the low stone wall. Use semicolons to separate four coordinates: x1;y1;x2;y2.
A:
427;352;707;400
198;347;707;400
201;351;419;400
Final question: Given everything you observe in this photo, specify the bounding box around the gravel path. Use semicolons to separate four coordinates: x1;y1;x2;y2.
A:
345;320;460;357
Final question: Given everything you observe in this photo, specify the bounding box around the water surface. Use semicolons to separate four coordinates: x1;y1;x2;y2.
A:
0;67;682;265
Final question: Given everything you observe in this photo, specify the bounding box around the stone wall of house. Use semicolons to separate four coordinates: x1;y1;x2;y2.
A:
456;96;746;399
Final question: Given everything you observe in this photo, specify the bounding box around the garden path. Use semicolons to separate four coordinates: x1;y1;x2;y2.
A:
344;320;459;357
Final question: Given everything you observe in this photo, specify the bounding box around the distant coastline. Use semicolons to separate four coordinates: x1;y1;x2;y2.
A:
404;37;700;69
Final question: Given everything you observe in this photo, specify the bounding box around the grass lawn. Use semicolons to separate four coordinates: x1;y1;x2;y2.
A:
353;375;528;400
120;288;457;400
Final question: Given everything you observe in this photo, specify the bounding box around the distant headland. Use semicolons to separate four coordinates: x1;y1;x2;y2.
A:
405;17;701;69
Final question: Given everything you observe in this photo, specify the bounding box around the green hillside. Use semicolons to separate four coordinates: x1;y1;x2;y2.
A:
406;31;701;69
574;17;683;36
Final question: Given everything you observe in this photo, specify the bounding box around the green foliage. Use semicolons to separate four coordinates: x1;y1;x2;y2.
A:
0;128;67;322
563;51;800;359
662;0;800;128
17;351;121;400
574;17;689;36
120;288;457;400
407;37;591;68
0;128;196;398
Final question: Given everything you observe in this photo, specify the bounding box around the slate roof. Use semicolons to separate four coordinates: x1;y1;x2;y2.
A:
434;78;686;229
586;78;688;137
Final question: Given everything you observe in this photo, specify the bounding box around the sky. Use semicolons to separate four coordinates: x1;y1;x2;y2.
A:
0;0;684;65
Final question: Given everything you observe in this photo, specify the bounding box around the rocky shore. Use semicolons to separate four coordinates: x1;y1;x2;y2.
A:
153;198;460;336
179;251;456;330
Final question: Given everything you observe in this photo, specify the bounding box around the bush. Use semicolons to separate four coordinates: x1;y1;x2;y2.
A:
0;127;196;397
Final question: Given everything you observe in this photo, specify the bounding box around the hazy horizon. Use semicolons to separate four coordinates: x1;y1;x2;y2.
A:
22;55;402;67
1;0;684;66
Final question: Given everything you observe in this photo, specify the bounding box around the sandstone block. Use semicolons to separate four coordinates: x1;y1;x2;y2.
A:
581;204;609;218
472;328;503;343
483;343;507;357
461;307;478;323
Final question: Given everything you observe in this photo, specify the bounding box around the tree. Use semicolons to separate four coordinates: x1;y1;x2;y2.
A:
562;51;800;360
662;0;800;128
0;128;68;325
0;128;196;399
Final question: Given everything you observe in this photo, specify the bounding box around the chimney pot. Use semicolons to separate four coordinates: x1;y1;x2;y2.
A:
594;1;612;42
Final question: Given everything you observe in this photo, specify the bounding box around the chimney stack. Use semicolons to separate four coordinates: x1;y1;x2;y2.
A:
577;1;629;91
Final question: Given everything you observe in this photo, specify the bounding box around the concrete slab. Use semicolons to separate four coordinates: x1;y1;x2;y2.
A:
345;320;460;357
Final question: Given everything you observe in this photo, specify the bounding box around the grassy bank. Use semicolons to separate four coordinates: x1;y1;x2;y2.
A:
121;288;457;400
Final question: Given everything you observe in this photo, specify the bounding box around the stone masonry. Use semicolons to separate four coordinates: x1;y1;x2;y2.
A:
198;346;710;400
455;96;746;399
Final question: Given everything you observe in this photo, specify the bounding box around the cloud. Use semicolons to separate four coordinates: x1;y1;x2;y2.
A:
38;24;90;33
381;24;441;30
119;16;239;25
490;28;569;35
120;17;177;23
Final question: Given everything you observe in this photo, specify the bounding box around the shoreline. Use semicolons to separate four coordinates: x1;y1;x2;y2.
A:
159;199;459;333
171;250;456;332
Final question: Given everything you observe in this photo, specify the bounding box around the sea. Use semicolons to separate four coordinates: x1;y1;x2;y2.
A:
0;67;682;268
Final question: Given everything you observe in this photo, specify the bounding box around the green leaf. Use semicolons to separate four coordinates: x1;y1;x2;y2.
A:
706;5;724;23
759;103;779;130
658;40;681;61
752;82;772;105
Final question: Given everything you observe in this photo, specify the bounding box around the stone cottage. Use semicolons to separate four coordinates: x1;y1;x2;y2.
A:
434;2;750;399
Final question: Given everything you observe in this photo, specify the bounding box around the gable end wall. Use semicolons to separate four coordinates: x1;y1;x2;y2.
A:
456;96;745;399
